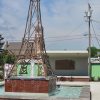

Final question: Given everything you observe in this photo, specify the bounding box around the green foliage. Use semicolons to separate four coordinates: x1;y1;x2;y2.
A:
87;46;98;57
0;34;4;49
0;50;16;66
0;53;4;65
0;50;16;80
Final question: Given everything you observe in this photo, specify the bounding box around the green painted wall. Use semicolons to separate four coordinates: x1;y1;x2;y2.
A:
17;63;43;77
91;64;100;80
33;64;38;77
17;64;31;76
33;64;43;76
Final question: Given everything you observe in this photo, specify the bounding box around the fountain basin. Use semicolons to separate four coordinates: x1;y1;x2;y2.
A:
5;76;56;93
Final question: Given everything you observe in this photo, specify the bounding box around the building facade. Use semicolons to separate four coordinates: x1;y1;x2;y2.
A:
5;42;88;76
48;51;88;76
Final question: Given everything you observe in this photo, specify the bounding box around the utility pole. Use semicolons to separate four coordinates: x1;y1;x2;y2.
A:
85;3;93;78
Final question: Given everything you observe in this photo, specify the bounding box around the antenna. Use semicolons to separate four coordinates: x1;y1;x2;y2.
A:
85;3;93;78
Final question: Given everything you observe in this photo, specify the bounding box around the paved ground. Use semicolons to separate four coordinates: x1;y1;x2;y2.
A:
90;82;100;100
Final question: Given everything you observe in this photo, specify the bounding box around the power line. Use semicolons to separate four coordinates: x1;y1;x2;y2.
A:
46;37;87;43
88;0;95;7
44;22;86;39
45;33;87;39
91;21;100;47
6;33;100;43
92;19;100;24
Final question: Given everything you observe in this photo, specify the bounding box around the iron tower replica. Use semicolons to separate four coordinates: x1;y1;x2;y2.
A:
5;0;56;93
8;0;53;78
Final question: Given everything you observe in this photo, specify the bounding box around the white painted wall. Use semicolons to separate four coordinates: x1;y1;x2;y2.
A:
49;57;88;76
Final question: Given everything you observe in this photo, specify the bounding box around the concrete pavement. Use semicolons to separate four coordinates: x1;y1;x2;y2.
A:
90;82;100;100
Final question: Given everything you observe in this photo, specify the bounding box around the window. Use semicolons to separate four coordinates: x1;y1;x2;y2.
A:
55;59;75;70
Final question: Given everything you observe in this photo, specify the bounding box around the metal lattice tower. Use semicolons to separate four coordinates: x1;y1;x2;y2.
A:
19;0;45;60
8;0;53;77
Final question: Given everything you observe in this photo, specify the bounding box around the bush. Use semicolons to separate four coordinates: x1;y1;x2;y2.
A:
0;50;16;66
98;77;100;81
91;77;94;81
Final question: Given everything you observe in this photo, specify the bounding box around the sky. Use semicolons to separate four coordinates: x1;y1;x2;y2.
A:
0;0;100;50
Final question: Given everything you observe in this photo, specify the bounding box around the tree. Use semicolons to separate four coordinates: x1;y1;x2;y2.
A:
0;50;16;65
0;50;16;80
0;34;4;52
0;34;4;80
87;46;98;57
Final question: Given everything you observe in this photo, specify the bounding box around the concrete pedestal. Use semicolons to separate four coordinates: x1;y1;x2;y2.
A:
5;76;56;93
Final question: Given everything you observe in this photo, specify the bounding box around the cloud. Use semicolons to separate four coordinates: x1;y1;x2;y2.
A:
41;0;100;50
0;0;28;41
42;0;87;36
41;0;88;50
0;0;100;50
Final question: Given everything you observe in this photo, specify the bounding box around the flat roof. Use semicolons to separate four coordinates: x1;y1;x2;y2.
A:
47;50;88;58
